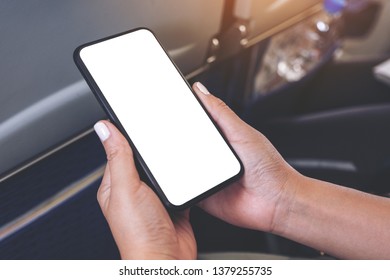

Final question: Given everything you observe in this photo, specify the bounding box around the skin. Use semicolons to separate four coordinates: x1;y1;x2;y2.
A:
96;121;196;259
96;82;390;260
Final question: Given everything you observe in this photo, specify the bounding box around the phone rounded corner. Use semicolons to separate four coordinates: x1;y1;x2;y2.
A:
73;45;84;62
237;158;245;179
137;27;154;35
164;200;185;211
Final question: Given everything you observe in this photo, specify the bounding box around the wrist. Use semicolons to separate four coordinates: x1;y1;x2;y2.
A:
269;169;305;236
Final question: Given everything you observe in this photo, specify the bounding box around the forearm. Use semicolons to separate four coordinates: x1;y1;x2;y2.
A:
273;174;390;259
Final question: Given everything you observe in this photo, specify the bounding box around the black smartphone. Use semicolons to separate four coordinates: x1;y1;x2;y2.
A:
74;28;243;209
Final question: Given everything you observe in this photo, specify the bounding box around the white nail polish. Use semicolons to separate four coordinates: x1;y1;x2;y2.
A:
94;122;110;142
196;82;210;95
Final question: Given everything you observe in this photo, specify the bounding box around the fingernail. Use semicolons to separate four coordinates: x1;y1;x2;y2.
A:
94;122;110;142
196;82;210;95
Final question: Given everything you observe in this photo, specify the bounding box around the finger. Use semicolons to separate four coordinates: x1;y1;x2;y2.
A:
97;162;111;211
101;161;112;188
94;121;141;198
192;82;248;139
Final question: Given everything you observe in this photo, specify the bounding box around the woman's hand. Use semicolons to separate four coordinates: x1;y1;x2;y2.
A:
193;82;299;234
94;121;196;259
194;82;390;259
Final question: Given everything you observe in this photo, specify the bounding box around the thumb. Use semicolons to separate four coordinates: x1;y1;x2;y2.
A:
93;121;141;197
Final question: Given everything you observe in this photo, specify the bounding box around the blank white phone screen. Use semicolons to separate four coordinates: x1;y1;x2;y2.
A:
79;29;241;206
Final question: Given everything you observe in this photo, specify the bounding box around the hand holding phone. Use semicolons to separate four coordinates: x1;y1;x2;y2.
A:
74;28;243;209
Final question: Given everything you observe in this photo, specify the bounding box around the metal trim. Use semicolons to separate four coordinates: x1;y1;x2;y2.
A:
245;4;323;48
0;165;105;242
0;128;95;184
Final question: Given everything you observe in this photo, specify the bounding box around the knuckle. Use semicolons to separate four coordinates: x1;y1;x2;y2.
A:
106;142;130;162
214;98;227;109
97;184;110;210
214;98;229;113
213;98;232;119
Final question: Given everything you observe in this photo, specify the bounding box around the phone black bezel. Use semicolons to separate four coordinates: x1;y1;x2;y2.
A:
73;27;244;210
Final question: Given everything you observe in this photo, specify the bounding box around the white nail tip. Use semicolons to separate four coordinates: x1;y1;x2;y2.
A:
196;82;210;95
94;122;110;142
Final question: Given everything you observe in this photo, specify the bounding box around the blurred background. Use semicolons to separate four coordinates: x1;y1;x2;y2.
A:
0;0;389;259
